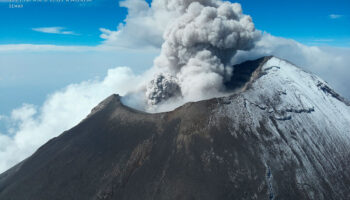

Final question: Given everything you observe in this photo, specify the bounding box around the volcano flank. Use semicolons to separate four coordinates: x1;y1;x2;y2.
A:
0;56;350;200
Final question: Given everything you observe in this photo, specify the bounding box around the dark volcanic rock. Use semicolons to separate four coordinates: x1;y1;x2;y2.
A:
0;57;350;200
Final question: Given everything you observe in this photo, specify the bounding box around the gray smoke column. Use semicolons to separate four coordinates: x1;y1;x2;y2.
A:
146;0;260;107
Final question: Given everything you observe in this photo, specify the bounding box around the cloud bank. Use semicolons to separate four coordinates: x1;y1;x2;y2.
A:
1;0;350;174
0;67;142;172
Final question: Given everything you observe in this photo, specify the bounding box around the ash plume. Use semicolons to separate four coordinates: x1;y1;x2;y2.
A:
145;0;260;108
146;73;182;105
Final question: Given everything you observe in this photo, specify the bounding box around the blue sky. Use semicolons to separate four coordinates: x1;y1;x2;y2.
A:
238;0;350;46
0;0;349;46
0;0;349;117
0;0;129;45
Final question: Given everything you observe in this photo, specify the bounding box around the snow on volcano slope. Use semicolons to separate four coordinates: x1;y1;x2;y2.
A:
0;56;349;200
215;56;350;199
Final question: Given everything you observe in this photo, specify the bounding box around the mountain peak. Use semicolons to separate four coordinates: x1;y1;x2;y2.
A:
1;57;350;200
89;94;121;115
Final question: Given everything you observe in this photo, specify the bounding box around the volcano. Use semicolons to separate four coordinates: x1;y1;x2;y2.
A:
0;56;349;200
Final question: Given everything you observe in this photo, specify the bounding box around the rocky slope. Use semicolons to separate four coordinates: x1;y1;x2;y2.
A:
0;56;349;200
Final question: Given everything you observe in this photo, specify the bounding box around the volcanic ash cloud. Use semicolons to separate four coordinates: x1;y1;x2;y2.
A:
118;0;260;112
145;0;260;108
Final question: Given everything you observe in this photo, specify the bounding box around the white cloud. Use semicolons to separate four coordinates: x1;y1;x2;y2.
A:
32;27;78;35
0;66;143;173
99;0;179;49
329;14;343;19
